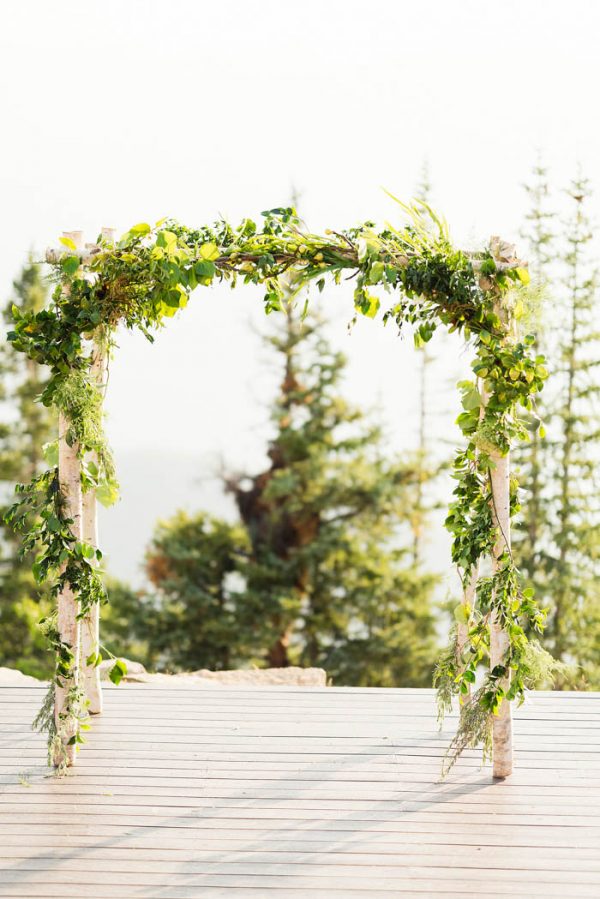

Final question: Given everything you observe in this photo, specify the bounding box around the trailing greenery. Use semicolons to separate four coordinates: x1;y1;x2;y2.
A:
4;200;550;764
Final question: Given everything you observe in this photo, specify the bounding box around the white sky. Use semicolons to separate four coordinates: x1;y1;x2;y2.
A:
1;0;599;580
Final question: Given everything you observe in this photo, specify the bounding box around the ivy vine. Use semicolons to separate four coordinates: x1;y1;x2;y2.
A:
5;200;551;767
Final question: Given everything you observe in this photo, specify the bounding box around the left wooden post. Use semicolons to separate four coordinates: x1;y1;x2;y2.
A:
54;230;84;767
489;300;515;779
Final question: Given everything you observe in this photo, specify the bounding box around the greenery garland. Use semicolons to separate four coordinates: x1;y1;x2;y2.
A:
5;201;551;767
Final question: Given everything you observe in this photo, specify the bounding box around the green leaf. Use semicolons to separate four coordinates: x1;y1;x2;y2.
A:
354;286;380;318
199;242;220;261
86;651;103;667
130;222;151;236
356;236;379;263
79;542;96;560
96;480;120;508
453;603;470;624
462;387;481;411
61;256;80;276
368;261;385;284
156;230;178;254
42;441;59;467
195;260;216;280
515;267;530;285
46;514;61;533
108;658;128;686
59;236;77;251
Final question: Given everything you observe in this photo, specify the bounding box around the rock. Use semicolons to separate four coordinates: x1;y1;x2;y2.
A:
97;660;327;688
0;662;328;690
186;666;327;686
0;667;42;687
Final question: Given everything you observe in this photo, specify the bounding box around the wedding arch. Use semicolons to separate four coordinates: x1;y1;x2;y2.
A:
6;202;549;778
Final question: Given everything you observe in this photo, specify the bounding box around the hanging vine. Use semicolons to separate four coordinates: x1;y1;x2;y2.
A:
5;201;551;767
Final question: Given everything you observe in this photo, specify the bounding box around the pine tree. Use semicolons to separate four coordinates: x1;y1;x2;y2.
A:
547;177;600;679
225;306;438;680
513;161;555;598
0;261;56;676
144;306;438;684
140;513;250;671
411;161;435;565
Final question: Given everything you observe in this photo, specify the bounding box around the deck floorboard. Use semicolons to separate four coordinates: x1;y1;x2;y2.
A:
0;685;599;897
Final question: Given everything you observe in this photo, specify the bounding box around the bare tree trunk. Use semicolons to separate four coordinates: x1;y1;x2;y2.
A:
268;631;291;668
55;412;83;766
489;449;513;778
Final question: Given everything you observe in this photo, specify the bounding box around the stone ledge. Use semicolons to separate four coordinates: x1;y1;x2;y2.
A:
99;660;328;687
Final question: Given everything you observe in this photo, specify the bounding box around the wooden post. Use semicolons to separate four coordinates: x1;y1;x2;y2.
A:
489;449;513;777
80;227;114;714
54;230;84;766
80;348;104;714
457;564;478;677
457;379;484;676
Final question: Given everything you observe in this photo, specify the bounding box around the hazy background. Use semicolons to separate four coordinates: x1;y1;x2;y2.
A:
1;0;599;585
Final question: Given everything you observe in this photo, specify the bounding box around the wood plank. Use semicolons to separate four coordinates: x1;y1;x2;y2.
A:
0;850;600;883
3;841;600;865
5;786;600;811
0;870;599;894
0;884;596;898
6;779;600;801
1;823;599;849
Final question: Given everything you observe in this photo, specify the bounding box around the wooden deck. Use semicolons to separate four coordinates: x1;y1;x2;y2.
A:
0;685;599;898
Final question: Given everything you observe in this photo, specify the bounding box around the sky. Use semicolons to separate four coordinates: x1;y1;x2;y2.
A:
1;0;599;583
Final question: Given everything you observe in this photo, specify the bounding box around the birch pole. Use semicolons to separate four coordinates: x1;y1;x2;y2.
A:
80;343;105;714
457;380;484;679
489;449;513;777
488;307;514;779
457;565;478;681
54;230;84;766
80;227;114;715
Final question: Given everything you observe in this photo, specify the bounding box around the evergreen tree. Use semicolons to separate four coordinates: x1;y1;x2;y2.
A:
145;306;438;684
411;161;435;565
99;578;152;669
513;161;555;599
142;513;250;671
547;177;600;679
0;261;55;676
